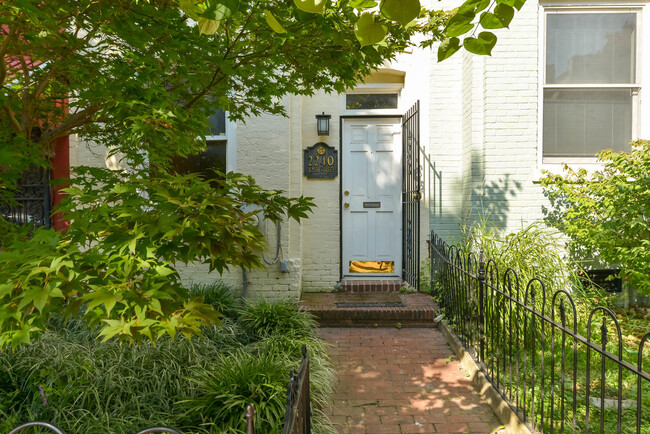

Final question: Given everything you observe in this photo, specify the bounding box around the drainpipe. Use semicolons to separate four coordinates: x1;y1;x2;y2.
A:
242;267;248;298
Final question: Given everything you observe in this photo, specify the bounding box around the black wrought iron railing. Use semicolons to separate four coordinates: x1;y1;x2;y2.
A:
0;167;51;229
430;231;650;433
10;347;311;434
8;424;182;434
281;344;311;434
402;100;421;290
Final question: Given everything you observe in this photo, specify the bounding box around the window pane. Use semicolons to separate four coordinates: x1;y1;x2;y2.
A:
171;140;227;178
546;13;636;84
543;89;632;157
346;93;398;110
207;109;226;135
201;140;227;174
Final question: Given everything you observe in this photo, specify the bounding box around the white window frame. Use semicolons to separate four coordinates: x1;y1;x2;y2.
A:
537;3;645;172
340;83;404;116
204;111;237;172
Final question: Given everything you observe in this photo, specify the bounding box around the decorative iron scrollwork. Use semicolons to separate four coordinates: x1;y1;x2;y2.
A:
0;167;51;229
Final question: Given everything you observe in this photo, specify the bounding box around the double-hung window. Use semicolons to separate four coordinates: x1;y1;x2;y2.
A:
172;109;236;178
543;8;641;161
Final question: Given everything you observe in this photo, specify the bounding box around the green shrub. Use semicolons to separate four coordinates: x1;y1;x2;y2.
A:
0;300;333;434
188;281;240;319
248;332;334;410
238;299;318;340
0;321;233;433
456;212;605;314
541;139;650;297
182;350;290;433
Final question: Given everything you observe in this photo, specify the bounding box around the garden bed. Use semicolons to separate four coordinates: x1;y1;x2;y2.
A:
0;283;335;434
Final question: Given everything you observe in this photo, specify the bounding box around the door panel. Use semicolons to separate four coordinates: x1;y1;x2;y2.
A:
375;212;393;257
350;211;369;257
342;118;402;277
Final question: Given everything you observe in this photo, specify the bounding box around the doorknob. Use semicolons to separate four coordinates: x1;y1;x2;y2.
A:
344;202;350;208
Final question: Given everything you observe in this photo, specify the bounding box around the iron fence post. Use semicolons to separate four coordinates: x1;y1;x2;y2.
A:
246;404;256;434
478;251;486;363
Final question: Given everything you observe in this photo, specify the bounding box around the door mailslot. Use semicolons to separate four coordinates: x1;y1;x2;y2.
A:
363;202;381;208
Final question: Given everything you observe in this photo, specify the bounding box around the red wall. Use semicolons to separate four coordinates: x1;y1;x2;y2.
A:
51;134;69;232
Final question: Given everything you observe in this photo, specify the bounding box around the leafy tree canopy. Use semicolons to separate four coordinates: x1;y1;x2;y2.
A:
1;0;523;188
1;0;431;187
541;140;650;298
0;0;525;347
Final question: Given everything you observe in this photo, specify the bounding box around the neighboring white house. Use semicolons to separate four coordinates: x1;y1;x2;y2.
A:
71;0;650;300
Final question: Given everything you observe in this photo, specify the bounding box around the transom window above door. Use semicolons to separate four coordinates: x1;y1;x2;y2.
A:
342;82;403;115
346;93;398;110
542;8;641;162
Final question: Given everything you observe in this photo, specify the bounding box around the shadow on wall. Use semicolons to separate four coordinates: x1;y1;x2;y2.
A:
425;149;522;242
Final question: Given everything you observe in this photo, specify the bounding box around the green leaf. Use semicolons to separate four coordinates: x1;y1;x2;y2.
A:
445;11;476;38
201;0;240;21
99;319;127;342
0;284;13;298
474;0;492;13
499;0;527;11
86;292;122;316
493;3;514;28
179;0;201;20
293;0;327;14
463;31;497;55
149;298;164;315
11;323;37;349
379;0;420;26
32;289;49;313
479;12;504;29
438;37;461;61
456;0;489;15
354;13;388;47
153;264;176;277
349;0;378;9
264;10;286;34
197;17;220;35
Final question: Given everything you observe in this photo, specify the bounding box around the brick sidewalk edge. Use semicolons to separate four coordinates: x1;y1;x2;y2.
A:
439;320;532;434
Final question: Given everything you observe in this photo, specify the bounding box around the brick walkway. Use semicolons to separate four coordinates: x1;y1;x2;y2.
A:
318;328;505;434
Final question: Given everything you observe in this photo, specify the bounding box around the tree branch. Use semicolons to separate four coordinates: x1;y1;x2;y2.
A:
183;12;255;110
18;55;34;136
0;26;18;88
1;103;22;134
39;105;102;145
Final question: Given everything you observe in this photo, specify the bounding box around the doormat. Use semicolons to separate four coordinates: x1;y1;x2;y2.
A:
336;301;406;308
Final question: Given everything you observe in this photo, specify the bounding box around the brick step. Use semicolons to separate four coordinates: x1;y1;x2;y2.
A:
338;278;404;293
300;292;439;328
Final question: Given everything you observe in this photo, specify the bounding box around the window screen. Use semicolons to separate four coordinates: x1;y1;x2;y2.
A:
543;12;637;158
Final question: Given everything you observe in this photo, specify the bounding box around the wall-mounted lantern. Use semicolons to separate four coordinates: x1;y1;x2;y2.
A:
316;112;331;136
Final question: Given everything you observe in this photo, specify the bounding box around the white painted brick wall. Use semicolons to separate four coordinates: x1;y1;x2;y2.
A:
428;0;550;243
299;91;342;292
73;0;597;296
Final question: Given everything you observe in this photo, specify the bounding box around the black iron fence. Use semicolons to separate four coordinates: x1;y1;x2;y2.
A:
0;167;51;229
402;100;421;290
281;344;311;434
9;424;182;434
430;231;650;433
10;347;311;434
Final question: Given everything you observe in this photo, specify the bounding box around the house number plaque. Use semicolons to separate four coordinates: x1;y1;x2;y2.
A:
303;142;338;179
